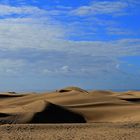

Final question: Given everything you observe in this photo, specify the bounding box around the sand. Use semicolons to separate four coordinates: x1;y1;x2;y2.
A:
0;87;140;139
0;123;140;140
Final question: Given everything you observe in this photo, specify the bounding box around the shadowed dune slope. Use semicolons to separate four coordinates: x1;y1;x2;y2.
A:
0;93;27;98
29;101;86;123
0;87;140;124
0;99;86;124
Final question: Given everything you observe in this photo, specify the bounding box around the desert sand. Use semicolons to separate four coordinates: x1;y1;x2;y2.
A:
0;87;140;140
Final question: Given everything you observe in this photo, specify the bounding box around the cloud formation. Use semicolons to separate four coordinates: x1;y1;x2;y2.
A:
0;58;25;76
72;1;128;16
0;1;139;90
0;4;47;16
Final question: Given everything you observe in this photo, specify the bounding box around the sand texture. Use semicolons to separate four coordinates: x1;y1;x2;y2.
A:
0;87;140;139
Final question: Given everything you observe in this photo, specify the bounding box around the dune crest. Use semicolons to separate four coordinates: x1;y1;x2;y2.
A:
57;86;88;93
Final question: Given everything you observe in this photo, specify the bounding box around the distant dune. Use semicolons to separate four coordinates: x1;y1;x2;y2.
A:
0;87;140;139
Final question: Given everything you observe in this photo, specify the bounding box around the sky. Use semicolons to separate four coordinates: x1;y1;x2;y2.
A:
0;0;140;91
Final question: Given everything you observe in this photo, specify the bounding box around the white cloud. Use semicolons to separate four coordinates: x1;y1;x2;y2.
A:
126;0;140;5
61;66;71;72
0;17;139;56
0;59;25;76
71;1;128;16
0;17;66;51
0;4;71;17
42;65;71;76
38;56;133;80
59;39;140;56
106;27;133;35
0;5;139;58
0;4;47;16
42;69;51;75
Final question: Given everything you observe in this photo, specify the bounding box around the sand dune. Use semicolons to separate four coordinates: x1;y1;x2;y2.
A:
0;87;140;139
0;87;140;124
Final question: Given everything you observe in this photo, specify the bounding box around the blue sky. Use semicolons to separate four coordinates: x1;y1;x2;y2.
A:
0;0;140;91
